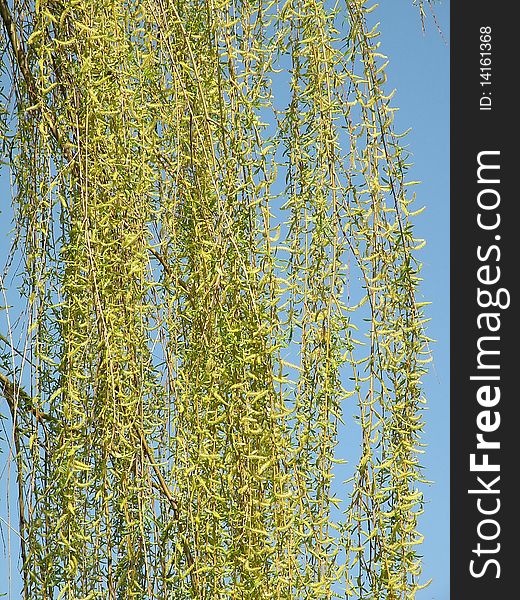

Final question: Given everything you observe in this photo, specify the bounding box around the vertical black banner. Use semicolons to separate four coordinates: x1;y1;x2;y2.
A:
451;3;515;598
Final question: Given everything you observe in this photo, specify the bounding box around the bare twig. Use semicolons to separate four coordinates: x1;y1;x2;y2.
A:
148;247;191;297
137;427;198;594
0;370;55;424
0;368;29;597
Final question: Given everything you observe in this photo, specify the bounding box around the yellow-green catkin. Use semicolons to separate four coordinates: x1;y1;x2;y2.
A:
1;0;430;598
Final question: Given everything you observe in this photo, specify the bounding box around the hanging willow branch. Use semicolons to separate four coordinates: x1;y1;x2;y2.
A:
0;0;432;598
0;0;72;161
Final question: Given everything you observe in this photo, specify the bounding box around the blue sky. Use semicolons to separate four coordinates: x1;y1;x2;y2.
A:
0;1;449;597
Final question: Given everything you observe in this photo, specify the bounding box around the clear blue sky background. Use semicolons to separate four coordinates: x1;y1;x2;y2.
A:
0;1;449;597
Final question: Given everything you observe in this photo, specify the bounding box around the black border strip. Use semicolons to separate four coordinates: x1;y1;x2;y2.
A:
451;3;514;597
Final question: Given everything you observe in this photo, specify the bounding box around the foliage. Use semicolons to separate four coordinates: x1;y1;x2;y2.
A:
0;0;431;598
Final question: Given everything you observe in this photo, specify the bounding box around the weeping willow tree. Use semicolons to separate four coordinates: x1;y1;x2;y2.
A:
0;0;433;598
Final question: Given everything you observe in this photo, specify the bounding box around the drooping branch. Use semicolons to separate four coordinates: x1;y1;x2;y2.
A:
2;327;195;591
0;0;72;160
137;427;197;593
0;369;29;598
0;370;54;424
0;0;34;97
0;0;430;596
0;367;197;593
